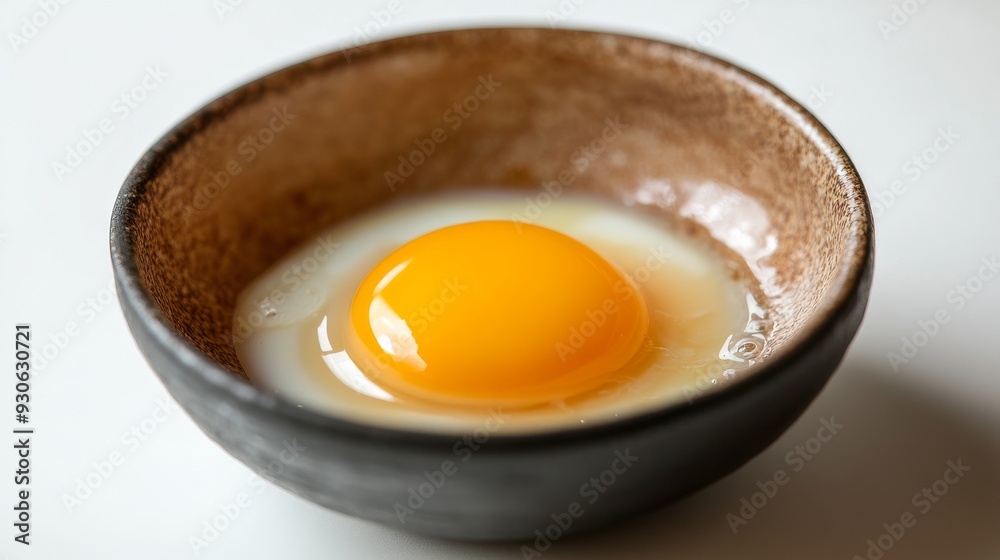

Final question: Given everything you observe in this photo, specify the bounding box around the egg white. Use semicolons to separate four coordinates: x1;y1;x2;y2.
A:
233;190;765;434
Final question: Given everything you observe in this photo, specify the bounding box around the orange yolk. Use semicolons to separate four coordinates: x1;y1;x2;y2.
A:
342;221;649;407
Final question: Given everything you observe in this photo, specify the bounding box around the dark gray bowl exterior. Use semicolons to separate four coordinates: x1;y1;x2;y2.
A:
110;30;874;541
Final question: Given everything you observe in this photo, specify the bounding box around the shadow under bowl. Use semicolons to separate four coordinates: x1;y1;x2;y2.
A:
110;27;873;540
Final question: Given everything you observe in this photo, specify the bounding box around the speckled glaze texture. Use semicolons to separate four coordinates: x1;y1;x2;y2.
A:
111;28;873;540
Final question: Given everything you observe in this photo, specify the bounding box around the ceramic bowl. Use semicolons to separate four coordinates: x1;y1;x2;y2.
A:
110;28;873;540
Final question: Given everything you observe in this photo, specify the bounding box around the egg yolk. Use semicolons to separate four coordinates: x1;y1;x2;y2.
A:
342;221;649;407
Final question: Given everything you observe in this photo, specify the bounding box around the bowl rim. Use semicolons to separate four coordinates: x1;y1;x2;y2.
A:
110;26;873;449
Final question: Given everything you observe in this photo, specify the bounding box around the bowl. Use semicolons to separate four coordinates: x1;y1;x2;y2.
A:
110;28;873;541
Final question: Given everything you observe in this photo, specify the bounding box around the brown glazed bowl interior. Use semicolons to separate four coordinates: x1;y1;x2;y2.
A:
111;28;873;540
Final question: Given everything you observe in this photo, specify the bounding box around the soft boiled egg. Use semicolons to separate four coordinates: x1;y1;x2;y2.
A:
233;191;770;433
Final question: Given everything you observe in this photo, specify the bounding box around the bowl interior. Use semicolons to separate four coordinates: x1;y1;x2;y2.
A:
120;28;867;386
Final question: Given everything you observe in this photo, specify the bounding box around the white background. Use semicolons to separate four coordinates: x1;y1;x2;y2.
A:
2;1;999;558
